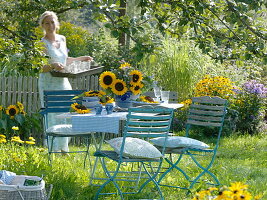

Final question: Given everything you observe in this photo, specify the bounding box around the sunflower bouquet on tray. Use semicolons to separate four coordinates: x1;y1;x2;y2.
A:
99;62;153;100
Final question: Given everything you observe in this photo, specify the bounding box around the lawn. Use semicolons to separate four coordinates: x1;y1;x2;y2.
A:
0;133;266;200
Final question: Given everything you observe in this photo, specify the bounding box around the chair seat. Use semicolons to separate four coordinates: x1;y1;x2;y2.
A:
46;124;90;136
94;151;160;162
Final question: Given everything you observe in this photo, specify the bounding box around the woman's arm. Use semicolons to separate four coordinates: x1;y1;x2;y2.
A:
67;56;93;65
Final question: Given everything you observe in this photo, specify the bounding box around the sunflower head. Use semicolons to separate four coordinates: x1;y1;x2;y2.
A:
16;102;24;112
84;90;106;97
99;96;115;105
99;71;116;89
111;79;128;96
130;70;143;84
130;83;144;95
70;103;91;114
6;105;19;119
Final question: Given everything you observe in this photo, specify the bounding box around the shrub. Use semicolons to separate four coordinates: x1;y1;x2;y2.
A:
230;80;267;135
0;102;41;140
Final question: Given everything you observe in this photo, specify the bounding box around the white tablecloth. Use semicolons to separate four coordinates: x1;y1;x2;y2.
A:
71;112;128;134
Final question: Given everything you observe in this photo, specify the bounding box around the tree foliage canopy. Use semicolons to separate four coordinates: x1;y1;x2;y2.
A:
0;0;267;75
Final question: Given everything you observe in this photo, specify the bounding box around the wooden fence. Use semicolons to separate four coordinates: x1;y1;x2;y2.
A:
0;75;100;145
0;75;100;113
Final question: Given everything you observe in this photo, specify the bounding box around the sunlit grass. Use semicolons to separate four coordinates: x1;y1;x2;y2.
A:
0;133;266;199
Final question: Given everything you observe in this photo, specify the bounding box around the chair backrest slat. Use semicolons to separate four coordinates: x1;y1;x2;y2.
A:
42;90;86;114
125;106;174;139
186;96;227;128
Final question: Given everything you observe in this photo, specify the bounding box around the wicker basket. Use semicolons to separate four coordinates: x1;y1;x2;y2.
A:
0;176;50;200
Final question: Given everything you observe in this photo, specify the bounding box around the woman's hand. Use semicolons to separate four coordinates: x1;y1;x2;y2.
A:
80;56;93;62
51;62;64;71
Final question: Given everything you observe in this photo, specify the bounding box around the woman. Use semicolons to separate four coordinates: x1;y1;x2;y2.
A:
38;11;93;153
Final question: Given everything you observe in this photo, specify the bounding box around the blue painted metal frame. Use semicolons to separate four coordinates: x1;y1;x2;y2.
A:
93;105;174;200
157;96;228;192
40;89;92;167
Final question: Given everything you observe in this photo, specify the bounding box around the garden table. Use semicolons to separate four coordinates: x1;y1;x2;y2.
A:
56;103;183;184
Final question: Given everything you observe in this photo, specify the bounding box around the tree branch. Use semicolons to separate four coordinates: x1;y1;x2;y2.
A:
197;0;242;41
225;0;267;40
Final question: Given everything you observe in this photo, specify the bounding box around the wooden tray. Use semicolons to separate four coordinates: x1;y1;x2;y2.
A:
50;65;104;78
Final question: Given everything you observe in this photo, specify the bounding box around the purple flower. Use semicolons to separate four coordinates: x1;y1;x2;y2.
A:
243;80;267;97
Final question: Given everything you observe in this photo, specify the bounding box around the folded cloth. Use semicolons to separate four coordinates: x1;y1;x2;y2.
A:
0;170;16;185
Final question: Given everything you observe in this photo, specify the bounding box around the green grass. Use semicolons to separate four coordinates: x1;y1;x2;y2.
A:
0;133;266;200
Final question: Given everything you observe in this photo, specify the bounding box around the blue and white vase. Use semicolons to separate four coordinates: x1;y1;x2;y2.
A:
94;104;103;115
115;91;139;108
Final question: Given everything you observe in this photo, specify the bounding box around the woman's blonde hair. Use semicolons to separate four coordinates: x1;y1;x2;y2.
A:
39;11;60;30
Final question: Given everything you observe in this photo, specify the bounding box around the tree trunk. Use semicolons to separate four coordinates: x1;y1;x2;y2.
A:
118;0;126;48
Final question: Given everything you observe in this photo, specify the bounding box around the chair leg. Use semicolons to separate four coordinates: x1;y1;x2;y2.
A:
138;162;164;200
94;159;124;200
158;154;191;190
83;137;91;168
47;135;53;166
188;152;220;190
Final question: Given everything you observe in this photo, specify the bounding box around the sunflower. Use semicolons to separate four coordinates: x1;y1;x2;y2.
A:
6;105;19;119
84;90;106;97
139;95;157;103
130;82;144;95
99;71;116;89
99;96;115;105
111;79;128;95
130;70;143;84
76;108;91;114
17;101;24;112
70;103;91;114
0;105;3;111
119;62;131;69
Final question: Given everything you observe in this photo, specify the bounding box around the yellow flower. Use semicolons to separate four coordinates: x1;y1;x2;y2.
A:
129;70;143;84
111;79;128;95
11;136;24;143
29;137;35;141
25;141;35;145
6;105;19;119
139;95;157;103
70;103;91;114
99;96;114;105
0;105;3;111
0;134;6;139
84;90;106;97
17;101;24;112
14;157;24;162
0;136;7;143
99;71;116;89
130;83;144;95
229;182;248;194
119;62;131;69
12;126;19;131
76;108;91;114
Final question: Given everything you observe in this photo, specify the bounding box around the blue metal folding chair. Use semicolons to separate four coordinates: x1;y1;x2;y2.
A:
155;96;228;191
40;89;91;166
93;105;174;199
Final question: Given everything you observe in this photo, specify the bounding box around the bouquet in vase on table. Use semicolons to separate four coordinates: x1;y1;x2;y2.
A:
98;62;153;107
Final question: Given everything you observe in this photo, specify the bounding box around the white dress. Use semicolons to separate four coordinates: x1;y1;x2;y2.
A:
38;34;72;152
